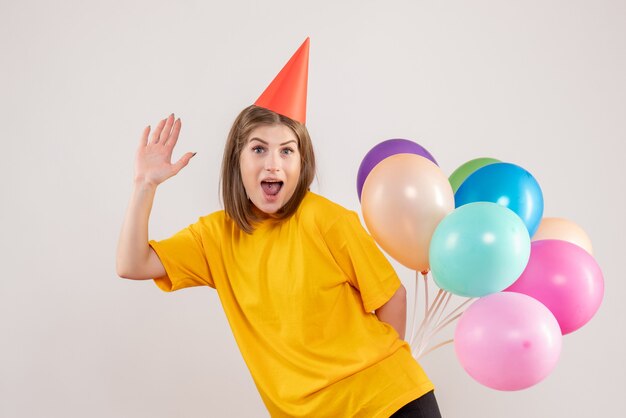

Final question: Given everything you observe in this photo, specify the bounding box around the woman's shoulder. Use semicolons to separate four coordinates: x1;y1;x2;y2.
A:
193;209;232;232
298;192;355;228
300;191;351;213
195;209;225;222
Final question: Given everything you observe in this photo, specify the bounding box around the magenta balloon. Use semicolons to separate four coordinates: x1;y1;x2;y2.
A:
505;239;604;335
357;139;437;200
455;292;562;391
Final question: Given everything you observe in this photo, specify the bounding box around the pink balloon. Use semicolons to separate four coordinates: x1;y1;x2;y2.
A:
506;239;604;335
455;292;562;391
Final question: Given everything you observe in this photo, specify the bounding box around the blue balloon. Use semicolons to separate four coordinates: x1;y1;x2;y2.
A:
429;202;531;297
454;162;544;237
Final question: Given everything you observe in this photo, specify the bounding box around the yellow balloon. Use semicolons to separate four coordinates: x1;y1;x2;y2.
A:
532;217;593;254
361;154;455;272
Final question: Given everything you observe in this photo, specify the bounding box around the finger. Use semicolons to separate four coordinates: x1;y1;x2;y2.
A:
150;118;167;144
139;125;150;147
164;118;182;147
172;151;196;175
159;113;175;143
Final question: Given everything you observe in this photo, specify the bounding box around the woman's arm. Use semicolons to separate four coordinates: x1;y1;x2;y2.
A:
116;180;164;280
116;114;195;280
374;284;407;340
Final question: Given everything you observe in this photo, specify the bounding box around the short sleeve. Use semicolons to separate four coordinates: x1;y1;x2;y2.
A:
148;219;215;292
323;211;401;312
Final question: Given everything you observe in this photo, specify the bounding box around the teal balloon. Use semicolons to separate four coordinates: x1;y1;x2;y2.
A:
429;202;531;297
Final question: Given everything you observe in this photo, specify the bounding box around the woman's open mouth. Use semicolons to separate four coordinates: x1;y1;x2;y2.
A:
261;181;284;200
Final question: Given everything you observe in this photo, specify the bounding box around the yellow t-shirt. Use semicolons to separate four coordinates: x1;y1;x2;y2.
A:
148;192;434;417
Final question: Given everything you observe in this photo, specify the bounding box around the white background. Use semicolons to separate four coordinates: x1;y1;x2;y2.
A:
1;0;624;416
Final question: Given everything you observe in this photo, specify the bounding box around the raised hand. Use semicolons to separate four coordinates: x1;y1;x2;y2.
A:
134;113;196;186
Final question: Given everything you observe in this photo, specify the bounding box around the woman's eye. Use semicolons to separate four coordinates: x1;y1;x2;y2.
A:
252;146;265;153
281;148;295;155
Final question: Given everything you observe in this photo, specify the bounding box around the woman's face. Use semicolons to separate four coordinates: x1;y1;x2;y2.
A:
240;124;301;215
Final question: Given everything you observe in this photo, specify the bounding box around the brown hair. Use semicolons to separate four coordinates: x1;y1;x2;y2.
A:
220;105;316;233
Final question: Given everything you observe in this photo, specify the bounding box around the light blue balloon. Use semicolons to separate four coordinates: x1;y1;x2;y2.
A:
429;202;531;297
454;162;544;237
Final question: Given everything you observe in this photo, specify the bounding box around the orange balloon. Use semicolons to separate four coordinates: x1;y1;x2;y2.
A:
361;154;455;271
532;217;593;254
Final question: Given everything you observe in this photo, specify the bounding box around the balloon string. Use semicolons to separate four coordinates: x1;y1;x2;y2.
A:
418;272;440;346
424;273;429;319
409;271;474;359
435;297;474;330
417;339;454;360
411;284;444;349
415;296;474;358
408;273;473;359
414;288;447;355
434;291;452;328
410;272;428;347
417;311;464;357
411;286;441;347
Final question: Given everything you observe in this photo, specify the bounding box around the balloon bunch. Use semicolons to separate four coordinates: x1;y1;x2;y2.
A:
357;140;604;391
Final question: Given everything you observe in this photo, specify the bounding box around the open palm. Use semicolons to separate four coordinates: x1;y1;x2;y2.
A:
134;113;195;186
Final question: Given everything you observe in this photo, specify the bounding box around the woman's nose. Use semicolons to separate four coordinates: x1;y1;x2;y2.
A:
264;151;281;171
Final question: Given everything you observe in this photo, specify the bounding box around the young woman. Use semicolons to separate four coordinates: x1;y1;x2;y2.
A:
116;39;442;417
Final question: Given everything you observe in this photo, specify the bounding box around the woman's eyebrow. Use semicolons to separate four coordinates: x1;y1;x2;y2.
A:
249;137;297;146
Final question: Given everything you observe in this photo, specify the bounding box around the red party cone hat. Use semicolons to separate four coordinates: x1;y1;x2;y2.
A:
254;37;310;124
